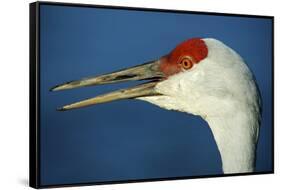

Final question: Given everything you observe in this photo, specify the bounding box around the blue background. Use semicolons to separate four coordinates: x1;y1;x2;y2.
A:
39;4;273;186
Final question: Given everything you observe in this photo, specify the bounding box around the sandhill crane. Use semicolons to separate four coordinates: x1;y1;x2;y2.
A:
51;38;262;174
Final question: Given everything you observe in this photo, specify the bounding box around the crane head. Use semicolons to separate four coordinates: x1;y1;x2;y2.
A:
51;38;260;119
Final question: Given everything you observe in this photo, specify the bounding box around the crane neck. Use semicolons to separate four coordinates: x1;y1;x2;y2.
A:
205;111;260;174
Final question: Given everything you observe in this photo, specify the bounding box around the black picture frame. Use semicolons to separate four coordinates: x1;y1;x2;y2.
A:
29;1;274;188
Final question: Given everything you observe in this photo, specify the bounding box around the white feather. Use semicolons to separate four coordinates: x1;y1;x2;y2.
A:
138;38;261;174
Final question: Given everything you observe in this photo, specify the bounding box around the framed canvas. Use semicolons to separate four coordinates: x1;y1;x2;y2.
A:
29;1;274;188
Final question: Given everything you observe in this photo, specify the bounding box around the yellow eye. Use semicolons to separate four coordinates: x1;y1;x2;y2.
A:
179;57;193;70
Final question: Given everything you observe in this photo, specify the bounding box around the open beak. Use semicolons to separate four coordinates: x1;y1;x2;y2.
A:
51;59;165;111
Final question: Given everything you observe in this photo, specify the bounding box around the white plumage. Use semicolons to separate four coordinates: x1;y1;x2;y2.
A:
138;38;261;173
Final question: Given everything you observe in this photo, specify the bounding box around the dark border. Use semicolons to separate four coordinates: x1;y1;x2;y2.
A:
30;2;40;188
271;17;275;174
29;1;274;189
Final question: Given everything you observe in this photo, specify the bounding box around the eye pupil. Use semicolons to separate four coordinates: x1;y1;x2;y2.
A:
180;57;193;70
